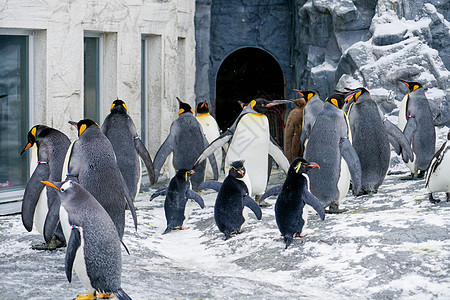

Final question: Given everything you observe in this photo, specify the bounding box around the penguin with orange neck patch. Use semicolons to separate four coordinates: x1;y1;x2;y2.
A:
193;98;291;200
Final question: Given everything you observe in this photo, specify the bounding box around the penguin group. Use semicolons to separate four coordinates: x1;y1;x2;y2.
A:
18;76;447;296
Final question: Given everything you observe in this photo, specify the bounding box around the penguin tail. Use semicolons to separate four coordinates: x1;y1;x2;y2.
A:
162;227;172;235
284;236;293;249
115;288;132;300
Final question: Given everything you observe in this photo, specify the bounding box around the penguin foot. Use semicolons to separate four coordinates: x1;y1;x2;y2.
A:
98;292;114;299
294;233;307;238
326;203;348;214
428;193;441;204
73;292;96;300
173;226;190;231
400;174;415;181
31;237;66;251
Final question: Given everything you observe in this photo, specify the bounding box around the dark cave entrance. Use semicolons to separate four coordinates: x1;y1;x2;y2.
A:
215;47;286;147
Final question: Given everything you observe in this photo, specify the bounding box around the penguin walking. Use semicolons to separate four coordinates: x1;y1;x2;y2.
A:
297;90;324;152
284;97;307;162
344;88;413;194
20;125;70;250
425;130;450;203
150;169;204;234
261;158;325;249
42;180;132;300
193;98;291;200
200;160;262;240
304;93;362;213
195;101;223;178
63;119;137;240
398;80;436;179
102;99;156;200
153;98;218;190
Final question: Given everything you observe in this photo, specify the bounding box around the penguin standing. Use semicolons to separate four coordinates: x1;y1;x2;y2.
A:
425;130;450;203
398;80;436;178
195;101;223;178
102;99;156;200
63;119;137;239
261;158;325;249
297;90;324;152
193;98;291;199
304;93;362;213
284;97;307;162
42;180;132;300
150;169;204;234
344;88;413;194
153;98;218;190
200;160;262;240
20;125;70;250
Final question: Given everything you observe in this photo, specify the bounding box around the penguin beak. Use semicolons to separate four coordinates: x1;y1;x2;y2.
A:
308;162;320;169
68;120;78;130
237;169;244;177
293;89;304;97
399;80;409;87
189;170;195;175
20;143;32;155
266;100;294;107
41;180;61;191
344;93;355;103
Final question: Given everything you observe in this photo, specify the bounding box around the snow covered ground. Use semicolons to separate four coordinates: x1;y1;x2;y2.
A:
1;127;449;300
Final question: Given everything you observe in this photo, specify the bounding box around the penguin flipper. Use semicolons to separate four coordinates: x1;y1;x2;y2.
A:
207;153;219;180
268;136;290;173
43;200;60;244
187;189;205;208
383;118;414;162
65;225;81;283
243;195;262;220
115;288;132;300
303;191;325;221
121;176;138;231
134;137;156;185
260;185;283;203
150;188;167;201
153;133;175;180
21;163;50;232
339;138;362;196
403;116;418;146
199;180;222;192
193;131;232;169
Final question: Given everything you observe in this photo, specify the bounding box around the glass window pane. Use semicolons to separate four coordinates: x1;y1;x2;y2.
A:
0;35;29;191
84;37;100;122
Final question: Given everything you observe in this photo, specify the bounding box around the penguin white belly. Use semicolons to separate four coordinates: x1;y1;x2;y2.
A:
59;207;94;293
135;160;142;199
226;114;270;196
337;158;351;202
62;140;76;180
427;153;450;193
34;189;48;235
183;199;194;226
398;95;408;131
197;114;222;179
302;205;310;232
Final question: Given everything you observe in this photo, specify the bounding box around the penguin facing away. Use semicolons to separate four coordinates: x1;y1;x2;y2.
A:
42;180;132;300
304;93;362;213
149;169;205;234
193;98;291;198
200;160;262;240
261;157;325;249
425;130;450;203
296;90;324;152
102;99;156;200
64;119;137;240
195;101;223;178
398;80;436;178
153;98;218;190
284;96;307;162
20;125;70;250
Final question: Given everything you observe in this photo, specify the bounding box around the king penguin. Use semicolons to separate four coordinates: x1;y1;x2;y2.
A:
344;87;413;194
284;97;307;162
397;80;436;179
42;180;132;300
195;101;223;179
102;99;156;200
297;90;324;152
149;169;204;234
153;98;218;190
193;98;291;200
425;130;450;203
20;125;70;250
304;93;362;213
200;160;262;240
261;157;325;249
63;119;137;240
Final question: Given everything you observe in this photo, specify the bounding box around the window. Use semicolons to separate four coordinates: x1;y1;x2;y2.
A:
84;33;103;123
0;32;32;196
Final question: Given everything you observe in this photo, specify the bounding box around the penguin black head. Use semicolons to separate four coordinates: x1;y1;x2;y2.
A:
20;125;54;155
176;169;195;181
110;99;127;113
69;119;99;138
250;98;292;114
196;101;210;114
229;160;246;179
293;90;318;103
344;87;370;103
399;80;423;93
177;97;194;115
325;93;346;109
289;157;320;175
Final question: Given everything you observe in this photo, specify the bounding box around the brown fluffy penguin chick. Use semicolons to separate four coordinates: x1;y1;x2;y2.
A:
284;98;307;162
